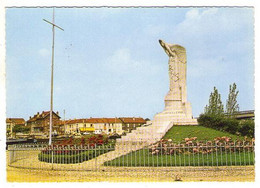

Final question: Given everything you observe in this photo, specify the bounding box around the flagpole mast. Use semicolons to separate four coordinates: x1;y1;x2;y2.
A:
43;8;64;145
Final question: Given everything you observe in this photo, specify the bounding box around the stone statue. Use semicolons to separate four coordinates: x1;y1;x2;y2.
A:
151;39;197;126
159;39;187;102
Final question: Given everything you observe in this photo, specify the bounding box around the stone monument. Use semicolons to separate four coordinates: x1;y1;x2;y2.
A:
152;40;197;126
116;39;197;146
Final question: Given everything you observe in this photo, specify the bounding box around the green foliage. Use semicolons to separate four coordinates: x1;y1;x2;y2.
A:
38;150;95;164
200;83;253;137
198;114;253;138
239;120;255;138
205;87;224;116
226;83;239;116
12;125;30;133
198;114;239;133
38;144;114;164
221;118;239;134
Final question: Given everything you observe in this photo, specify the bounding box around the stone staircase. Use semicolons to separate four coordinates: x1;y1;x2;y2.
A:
83;120;174;168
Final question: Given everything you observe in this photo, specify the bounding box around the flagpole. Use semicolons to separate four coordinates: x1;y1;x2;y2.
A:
43;8;64;145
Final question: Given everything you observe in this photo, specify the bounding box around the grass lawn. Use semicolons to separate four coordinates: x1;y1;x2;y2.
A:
104;125;253;167
163;125;245;142
104;149;254;167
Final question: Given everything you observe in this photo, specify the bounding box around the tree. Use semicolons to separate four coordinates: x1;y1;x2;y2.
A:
204;86;224;116
226;83;239;117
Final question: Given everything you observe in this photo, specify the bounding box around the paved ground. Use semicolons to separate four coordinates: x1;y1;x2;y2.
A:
6;150;255;182
6;165;254;182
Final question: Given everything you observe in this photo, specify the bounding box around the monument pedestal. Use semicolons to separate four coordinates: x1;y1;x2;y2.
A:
152;89;197;128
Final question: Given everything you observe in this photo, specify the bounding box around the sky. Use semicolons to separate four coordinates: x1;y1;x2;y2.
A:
5;7;254;120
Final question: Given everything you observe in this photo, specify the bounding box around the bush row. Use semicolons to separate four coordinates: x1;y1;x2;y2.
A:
38;150;94;164
197;114;254;138
38;147;112;164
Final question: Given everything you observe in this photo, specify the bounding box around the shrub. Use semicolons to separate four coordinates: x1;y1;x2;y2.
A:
221;118;239;134
198;114;226;131
38;144;114;164
38;150;95;164
239;120;255;138
198;114;247;137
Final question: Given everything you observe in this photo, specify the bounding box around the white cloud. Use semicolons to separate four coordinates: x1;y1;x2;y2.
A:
38;48;50;57
173;8;251;43
174;8;219;37
104;48;160;75
185;9;200;20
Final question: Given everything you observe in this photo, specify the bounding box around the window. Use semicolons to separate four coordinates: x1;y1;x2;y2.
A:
90;124;93;127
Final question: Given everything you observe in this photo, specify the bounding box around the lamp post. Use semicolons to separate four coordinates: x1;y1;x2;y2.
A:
43;8;64;145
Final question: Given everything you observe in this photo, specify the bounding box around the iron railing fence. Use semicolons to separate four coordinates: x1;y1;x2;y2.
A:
7;140;254;171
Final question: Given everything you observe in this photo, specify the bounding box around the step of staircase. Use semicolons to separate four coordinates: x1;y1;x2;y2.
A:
83;121;174;168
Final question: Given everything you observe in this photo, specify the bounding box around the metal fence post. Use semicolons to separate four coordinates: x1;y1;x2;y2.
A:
95;143;97;171
51;145;54;170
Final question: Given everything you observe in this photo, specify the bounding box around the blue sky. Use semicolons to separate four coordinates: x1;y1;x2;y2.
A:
6;7;254;120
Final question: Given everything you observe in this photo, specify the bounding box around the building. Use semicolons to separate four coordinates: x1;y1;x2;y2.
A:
63;117;123;135
63;119;93;134
6;118;25;138
86;118;124;135
27;111;61;135
119;117;146;133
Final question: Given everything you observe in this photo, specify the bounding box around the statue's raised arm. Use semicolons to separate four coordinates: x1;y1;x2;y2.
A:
159;39;187;102
159;39;176;57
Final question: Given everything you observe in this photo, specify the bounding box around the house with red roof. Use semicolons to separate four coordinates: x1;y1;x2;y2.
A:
27;111;61;135
86;117;124;135
119;117;146;133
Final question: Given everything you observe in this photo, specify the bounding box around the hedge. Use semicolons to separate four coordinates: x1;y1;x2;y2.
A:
38;145;114;164
198;114;254;138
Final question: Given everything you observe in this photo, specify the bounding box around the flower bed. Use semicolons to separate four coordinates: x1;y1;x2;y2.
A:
104;137;255;167
38;134;114;164
149;137;254;155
